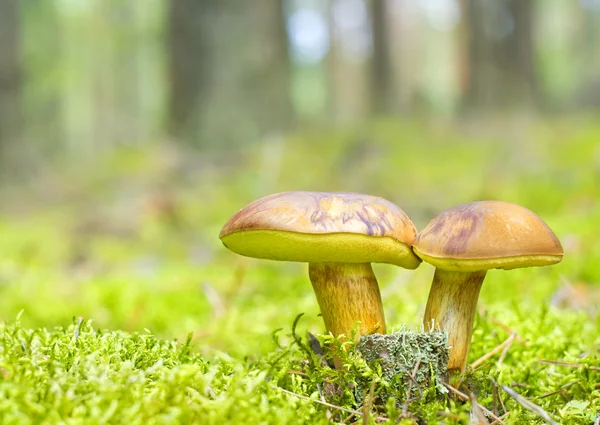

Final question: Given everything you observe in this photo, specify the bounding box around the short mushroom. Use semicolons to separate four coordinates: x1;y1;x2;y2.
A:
413;201;563;375
219;191;421;342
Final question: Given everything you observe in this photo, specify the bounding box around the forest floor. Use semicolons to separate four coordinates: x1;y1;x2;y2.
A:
0;117;598;424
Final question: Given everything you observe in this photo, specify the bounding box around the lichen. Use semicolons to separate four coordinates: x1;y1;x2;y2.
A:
355;331;449;405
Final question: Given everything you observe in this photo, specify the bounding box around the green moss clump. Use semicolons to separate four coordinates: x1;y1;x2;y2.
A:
0;318;335;425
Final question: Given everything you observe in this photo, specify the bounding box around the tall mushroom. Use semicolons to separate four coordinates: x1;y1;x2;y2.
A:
413;201;563;375
219;191;421;341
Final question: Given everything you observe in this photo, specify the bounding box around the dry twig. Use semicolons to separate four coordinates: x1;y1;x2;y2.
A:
443;383;506;424
285;369;308;377
438;410;462;420
537;359;600;371
489;378;499;416
362;378;377;425
471;334;515;369
489;318;528;347
400;354;422;419
315;383;332;420
490;413;510;425
277;387;387;422
470;392;490;424
496;334;515;366
342;410;358;424
489;378;508;417
394;362;424;402
539;381;577;399
501;385;558;425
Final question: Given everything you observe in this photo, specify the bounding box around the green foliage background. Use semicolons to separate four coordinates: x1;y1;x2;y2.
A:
0;119;599;423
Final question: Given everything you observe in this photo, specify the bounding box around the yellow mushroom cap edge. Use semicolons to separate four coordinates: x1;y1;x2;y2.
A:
219;191;421;269
413;201;564;272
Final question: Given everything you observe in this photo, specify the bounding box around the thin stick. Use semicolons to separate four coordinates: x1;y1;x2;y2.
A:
539;381;577;399
470;392;490;424
594;413;600;425
401;355;422;419
277;387;387;422
490;413;510;425
363;378;376;425
398;354;423;419
471;334;515;369
342;411;357;424
490;378;499;416
489;378;508;415
501;385;558;425
392;363;423;400
489;318;528;347
285;369;308;377
443;383;506;424
437;410;462;420
316;382;332;423
537;359;600;371
316;383;326;404
497;334;515;366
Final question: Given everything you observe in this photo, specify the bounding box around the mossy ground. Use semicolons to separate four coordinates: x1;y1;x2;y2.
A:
0;118;599;423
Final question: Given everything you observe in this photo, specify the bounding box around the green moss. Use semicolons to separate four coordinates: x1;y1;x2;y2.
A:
0;318;337;425
0;118;599;423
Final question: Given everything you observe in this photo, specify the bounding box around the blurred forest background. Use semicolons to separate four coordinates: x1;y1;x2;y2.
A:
0;0;599;354
1;0;599;180
1;4;600;417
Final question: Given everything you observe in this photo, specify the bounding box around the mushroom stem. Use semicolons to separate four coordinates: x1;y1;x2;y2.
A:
423;269;487;375
308;262;386;339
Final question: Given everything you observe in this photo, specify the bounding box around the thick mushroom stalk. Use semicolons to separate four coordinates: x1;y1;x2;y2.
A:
423;269;486;374
309;263;386;338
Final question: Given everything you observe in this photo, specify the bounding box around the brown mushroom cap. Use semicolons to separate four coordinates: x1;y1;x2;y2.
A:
220;191;421;269
413;201;563;272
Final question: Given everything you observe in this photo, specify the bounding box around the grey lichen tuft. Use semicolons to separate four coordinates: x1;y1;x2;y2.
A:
356;331;449;404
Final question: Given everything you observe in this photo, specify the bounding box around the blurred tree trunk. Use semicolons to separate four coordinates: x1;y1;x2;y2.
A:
370;0;394;116
167;0;292;149
573;3;600;109
499;0;536;105
167;0;207;144
327;0;371;125
90;0;146;150
462;0;493;110
0;0;22;169
461;0;537;113
23;0;63;159
113;0;143;144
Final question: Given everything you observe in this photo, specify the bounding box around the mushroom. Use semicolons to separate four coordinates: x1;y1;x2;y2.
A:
413;201;563;375
219;191;421;342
